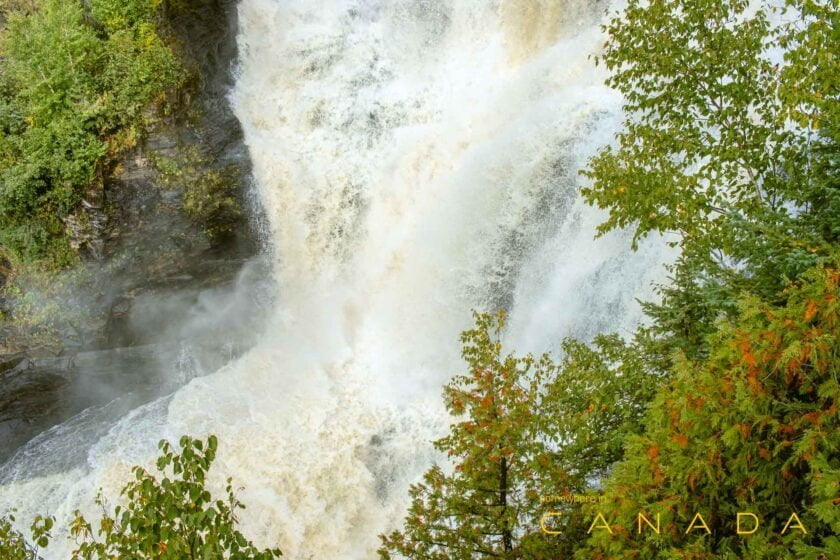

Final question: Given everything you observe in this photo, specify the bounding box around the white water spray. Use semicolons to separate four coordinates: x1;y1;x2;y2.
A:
1;0;673;557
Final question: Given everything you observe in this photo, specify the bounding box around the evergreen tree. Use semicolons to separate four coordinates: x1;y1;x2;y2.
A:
577;264;839;559
379;312;565;559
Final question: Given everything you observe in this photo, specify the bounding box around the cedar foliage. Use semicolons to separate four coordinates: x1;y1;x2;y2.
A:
579;265;839;559
379;311;565;559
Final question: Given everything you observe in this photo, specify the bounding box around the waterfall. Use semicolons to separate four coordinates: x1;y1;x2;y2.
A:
0;0;673;558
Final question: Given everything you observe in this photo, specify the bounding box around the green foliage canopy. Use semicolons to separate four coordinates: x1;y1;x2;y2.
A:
584;0;839;361
578;265;839;560
584;0;836;251
0;0;184;265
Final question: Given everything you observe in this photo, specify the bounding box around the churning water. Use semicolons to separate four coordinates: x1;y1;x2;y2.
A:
1;1;672;557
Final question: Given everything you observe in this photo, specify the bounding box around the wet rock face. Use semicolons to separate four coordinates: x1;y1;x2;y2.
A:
0;357;70;463
0;256;273;464
53;0;260;353
56;0;252;267
0;256;10;317
101;0;257;286
0;1;272;461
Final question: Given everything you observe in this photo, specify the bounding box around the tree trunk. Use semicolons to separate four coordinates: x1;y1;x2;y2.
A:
500;456;512;554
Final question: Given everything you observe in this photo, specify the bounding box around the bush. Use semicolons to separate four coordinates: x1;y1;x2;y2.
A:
0;435;282;559
0;514;54;560
0;0;185;266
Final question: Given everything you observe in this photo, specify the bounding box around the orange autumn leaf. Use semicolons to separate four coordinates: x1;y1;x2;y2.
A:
803;300;818;322
653;466;664;484
778;423;797;435
802;411;823;426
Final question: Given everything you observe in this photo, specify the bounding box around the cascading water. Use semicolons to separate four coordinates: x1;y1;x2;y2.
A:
0;0;673;557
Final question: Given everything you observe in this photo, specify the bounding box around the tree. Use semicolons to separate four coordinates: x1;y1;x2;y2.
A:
380;312;565;559
585;0;836;250
577;264;839;559
583;0;839;360
524;334;667;557
568;2;840;558
541;334;661;489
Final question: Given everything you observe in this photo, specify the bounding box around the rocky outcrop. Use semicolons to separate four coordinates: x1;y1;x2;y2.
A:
3;0;259;353
0;1;271;462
